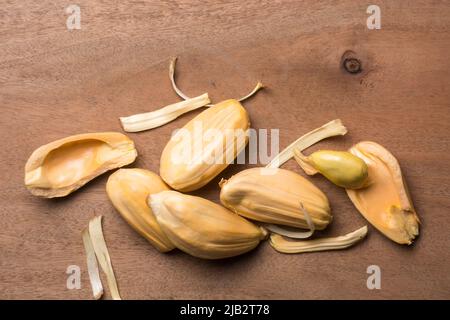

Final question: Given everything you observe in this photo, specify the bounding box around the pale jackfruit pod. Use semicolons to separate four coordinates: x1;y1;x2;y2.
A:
106;169;175;252
148;190;267;259
160;99;250;192
219;167;332;230
25;132;137;198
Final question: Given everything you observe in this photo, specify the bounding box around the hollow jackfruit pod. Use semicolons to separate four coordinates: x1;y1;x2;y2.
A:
25;132;137;198
160;99;250;192
148;191;267;259
219;167;332;230
106;169;175;252
346;141;420;245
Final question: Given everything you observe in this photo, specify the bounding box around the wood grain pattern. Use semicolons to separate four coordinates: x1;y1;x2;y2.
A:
1;0;449;299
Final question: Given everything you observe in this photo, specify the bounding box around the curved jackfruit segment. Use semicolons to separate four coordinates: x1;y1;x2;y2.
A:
25;132;137;198
346;141;419;245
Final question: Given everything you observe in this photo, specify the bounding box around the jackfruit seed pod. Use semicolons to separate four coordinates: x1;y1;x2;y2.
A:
148;190;267;259
160;99;250;192
219;167;332;230
294;149;368;189
106;169;175;252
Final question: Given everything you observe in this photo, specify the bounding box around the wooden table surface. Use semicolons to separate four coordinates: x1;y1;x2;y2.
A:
1;0;449;300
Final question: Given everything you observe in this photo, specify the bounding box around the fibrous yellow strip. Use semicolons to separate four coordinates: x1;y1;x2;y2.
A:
88;216;121;300
263;203;315;239
270;226;368;254
170;57;264;106
82;228;103;300
120;93;211;132
266;119;347;168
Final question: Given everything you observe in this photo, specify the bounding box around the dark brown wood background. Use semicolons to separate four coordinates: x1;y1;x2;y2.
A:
1;0;449;299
